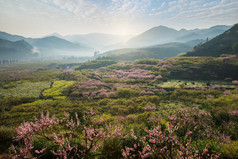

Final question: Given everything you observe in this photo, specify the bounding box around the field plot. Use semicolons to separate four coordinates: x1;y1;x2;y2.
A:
0;82;51;98
157;80;236;89
42;80;76;99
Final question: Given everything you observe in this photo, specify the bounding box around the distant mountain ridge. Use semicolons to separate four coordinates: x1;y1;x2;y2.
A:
126;26;184;47
0;38;33;59
0;31;25;41
64;33;132;50
31;36;93;55
175;25;231;42
125;25;231;48
185;23;238;57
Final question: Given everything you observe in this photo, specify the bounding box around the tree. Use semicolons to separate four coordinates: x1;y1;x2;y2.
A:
232;42;238;53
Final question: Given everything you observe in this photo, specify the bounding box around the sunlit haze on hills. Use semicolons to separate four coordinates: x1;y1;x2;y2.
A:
0;0;238;37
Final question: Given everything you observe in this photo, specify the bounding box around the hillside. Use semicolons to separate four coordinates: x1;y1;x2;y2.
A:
98;42;192;61
0;38;33;59
185;23;238;56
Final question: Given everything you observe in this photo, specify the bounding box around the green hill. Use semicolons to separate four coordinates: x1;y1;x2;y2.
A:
185;23;238;57
0;38;33;59
98;42;192;61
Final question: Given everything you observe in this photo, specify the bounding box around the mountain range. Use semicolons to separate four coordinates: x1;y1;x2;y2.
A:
0;24;233;60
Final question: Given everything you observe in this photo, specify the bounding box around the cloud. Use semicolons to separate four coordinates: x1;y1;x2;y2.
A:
109;0;151;15
149;0;238;28
0;0;237;36
39;0;102;19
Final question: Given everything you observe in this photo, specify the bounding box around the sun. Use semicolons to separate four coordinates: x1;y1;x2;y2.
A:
113;22;134;36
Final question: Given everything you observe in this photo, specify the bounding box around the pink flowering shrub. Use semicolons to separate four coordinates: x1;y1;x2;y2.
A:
195;87;207;91
102;74;119;78
209;85;221;90
232;80;238;84
73;79;114;98
63;68;75;74
112;83;144;89
142;106;156;111
111;68;155;79
164;58;178;63
140;90;155;95
1;70;35;82
229;110;238;116
223;90;232;95
153;88;166;93
85;73;100;80
207;95;215;100
224;77;232;81
75;79;108;90
161;63;172;68
59;68;76;80
219;55;236;60
155;75;163;79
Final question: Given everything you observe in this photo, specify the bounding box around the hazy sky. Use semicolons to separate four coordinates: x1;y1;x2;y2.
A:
0;0;238;37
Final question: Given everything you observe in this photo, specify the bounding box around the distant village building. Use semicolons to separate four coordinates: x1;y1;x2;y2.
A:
0;59;18;65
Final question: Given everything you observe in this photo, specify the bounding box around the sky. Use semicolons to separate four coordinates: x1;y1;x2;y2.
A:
0;0;238;37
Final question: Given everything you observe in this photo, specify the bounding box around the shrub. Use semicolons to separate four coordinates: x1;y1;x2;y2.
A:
116;88;140;98
76;60;116;70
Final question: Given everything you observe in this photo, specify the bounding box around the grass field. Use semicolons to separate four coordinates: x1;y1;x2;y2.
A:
0;82;51;98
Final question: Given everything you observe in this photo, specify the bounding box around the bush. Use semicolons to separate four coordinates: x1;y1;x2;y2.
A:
0;126;16;153
116;88;140;98
134;59;158;65
76;60;116;70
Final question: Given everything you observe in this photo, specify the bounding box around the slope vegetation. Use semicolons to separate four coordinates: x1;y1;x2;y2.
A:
98;43;192;61
185;23;238;57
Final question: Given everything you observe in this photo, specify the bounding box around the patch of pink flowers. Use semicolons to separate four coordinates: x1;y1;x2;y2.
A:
111;68;155;79
232;80;238;84
223;90;232;95
140;90;155;95
143;106;156;111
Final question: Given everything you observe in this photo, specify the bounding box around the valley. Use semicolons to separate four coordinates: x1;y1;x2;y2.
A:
0;14;237;159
